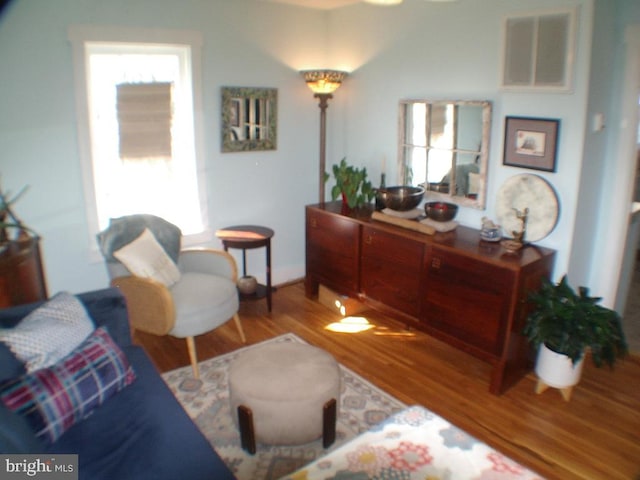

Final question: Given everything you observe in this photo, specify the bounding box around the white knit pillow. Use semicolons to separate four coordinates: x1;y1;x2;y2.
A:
0;292;94;372
113;228;181;287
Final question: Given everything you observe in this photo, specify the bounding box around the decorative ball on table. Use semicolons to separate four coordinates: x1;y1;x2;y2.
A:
237;275;258;295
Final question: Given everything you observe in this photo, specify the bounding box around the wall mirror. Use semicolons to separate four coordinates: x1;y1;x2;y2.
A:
221;87;277;152
398;100;492;210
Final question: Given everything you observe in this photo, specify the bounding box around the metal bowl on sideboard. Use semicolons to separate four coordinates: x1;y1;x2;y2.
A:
424;201;458;222
378;186;425;211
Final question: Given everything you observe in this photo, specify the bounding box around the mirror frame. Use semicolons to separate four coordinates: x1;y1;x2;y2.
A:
221;87;277;152
398;99;492;210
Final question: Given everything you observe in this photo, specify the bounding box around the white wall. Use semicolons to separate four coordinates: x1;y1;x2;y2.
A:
0;0;327;293
580;0;640;309
0;0;610;299
329;0;595;281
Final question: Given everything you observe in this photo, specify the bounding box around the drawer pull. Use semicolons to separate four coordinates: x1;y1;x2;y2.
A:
431;257;442;269
310;218;318;228
364;235;373;245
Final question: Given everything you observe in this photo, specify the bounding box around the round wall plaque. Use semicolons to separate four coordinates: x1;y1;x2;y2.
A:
496;174;559;242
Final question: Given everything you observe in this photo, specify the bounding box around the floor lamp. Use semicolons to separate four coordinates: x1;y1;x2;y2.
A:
301;70;348;203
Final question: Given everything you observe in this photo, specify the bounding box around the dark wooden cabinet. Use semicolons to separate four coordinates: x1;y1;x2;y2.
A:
361;225;424;318
0;238;48;308
306;207;362;298
423;246;512;358
305;202;556;394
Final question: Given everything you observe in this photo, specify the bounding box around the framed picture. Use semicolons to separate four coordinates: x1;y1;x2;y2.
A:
229;98;241;127
503;116;560;172
221;87;277;152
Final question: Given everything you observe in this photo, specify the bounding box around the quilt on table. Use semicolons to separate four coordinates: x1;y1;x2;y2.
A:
283;405;542;480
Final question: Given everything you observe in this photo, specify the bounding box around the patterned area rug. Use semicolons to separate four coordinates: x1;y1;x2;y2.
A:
161;333;407;480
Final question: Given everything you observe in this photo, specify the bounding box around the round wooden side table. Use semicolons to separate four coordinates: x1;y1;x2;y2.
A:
216;225;274;312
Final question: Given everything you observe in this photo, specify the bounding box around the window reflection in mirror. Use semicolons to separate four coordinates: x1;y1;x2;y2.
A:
222;87;277;152
399;100;492;209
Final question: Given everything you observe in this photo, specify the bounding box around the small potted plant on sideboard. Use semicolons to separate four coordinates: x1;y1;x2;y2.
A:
523;274;628;401
327;158;375;210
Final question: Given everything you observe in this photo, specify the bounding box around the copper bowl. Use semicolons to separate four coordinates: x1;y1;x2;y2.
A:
378;186;425;211
424;202;458;222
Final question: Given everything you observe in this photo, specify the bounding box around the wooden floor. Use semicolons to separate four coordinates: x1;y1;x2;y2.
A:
135;281;640;480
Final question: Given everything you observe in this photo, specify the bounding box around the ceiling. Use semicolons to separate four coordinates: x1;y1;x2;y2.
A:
258;0;360;9
258;0;456;10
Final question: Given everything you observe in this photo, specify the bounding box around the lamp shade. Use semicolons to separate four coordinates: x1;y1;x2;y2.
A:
301;70;348;94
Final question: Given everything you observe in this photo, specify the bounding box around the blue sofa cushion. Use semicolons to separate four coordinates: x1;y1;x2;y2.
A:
0;289;235;480
0;343;24;383
0;401;44;453
48;346;235;480
0;327;136;444
0;289;133;455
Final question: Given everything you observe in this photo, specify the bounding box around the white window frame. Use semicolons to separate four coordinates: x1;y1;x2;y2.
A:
68;26;210;260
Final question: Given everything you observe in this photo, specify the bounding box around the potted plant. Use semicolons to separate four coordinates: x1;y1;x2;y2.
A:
327;158;375;209
523;274;628;399
0;183;32;244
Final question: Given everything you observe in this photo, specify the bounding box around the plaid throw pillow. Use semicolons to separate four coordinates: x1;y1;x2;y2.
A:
0;327;136;444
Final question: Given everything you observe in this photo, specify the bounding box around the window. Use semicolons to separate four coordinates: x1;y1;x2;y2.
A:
69;27;209;254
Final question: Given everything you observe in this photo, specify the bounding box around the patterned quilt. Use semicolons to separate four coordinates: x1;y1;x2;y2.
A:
282;405;543;480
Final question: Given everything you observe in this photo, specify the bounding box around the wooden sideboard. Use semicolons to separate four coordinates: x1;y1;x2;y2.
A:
305;202;556;394
0;237;48;308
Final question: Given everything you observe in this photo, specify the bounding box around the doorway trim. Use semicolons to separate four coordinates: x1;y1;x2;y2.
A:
608;24;640;311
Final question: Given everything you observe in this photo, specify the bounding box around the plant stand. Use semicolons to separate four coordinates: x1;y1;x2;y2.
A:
534;344;585;402
535;379;575;402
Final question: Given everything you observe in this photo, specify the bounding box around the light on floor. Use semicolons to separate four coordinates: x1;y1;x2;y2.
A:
325;316;375;333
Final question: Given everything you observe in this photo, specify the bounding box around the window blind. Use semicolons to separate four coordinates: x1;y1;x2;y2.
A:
116;82;173;159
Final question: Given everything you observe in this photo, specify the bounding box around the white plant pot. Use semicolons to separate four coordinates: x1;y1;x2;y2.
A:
535;343;585;389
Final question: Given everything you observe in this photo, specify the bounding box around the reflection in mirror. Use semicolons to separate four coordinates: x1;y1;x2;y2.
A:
398;100;492;209
222;87;277;152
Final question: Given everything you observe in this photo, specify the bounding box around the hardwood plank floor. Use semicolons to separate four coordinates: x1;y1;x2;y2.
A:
134;281;640;480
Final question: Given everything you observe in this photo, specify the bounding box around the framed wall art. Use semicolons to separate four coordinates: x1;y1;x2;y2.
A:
221;87;277;152
503;116;560;172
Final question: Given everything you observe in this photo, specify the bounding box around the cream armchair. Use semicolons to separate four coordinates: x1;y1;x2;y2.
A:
97;214;246;379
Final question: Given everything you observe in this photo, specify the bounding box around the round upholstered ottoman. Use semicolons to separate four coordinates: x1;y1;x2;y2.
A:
228;342;340;453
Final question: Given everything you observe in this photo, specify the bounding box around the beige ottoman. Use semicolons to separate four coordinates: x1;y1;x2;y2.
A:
228;342;341;454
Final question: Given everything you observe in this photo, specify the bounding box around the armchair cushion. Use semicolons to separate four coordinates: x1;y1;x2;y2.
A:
178;249;236;279
169;273;238;338
0;292;94;372
0;327;136;444
113;228;181;287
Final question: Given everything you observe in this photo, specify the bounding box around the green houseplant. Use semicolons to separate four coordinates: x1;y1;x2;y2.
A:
327;158;375;209
0;183;32;244
523;274;628;369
